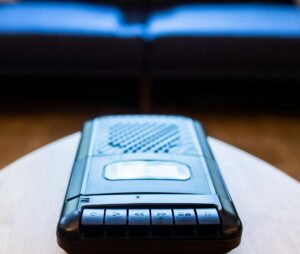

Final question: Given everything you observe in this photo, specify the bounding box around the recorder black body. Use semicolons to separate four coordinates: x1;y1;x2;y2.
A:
57;115;242;253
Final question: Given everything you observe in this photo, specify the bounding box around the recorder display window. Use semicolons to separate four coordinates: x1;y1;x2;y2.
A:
104;161;191;181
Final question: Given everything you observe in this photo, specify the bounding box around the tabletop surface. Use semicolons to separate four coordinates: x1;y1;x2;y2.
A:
0;133;299;254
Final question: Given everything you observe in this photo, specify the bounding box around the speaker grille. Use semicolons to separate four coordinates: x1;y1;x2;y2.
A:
108;123;180;153
93;116;199;155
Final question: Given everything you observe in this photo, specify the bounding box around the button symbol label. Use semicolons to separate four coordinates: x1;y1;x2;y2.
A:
178;212;192;217
156;212;167;217
90;212;97;217
112;212;121;216
134;212;145;217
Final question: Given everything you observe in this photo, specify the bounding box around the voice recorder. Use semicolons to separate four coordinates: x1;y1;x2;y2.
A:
57;115;242;253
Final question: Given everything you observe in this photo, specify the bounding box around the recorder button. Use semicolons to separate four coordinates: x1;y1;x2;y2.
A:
128;209;150;226
196;208;220;225
173;209;197;225
105;209;127;225
81;209;104;226
151;209;173;226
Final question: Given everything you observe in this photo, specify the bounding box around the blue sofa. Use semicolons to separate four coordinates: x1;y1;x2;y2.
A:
0;1;300;78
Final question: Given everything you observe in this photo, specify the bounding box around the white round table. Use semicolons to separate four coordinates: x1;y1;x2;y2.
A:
0;133;299;254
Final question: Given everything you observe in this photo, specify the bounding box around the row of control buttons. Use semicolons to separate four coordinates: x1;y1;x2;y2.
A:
81;208;220;227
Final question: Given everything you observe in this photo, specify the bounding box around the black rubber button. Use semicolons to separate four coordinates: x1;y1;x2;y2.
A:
105;209;127;225
173;209;197;225
196;208;220;225
151;209;173;226
128;209;150;225
81;209;104;226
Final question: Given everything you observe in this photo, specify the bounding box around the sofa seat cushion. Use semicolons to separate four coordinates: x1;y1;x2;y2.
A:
147;4;300;78
0;2;144;76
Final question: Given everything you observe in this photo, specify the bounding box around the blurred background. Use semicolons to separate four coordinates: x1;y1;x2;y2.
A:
0;0;299;181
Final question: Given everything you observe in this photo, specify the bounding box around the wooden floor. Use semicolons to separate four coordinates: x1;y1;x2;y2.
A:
0;104;299;181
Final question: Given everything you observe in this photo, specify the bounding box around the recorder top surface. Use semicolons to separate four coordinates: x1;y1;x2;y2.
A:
71;115;217;200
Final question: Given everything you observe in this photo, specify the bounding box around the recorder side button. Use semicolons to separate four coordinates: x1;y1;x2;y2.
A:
196;208;220;225
81;209;104;226
105;209;127;226
173;209;197;225
151;209;173;226
128;209;150;226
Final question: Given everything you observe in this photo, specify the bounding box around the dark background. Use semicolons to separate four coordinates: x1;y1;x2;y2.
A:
0;0;299;181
